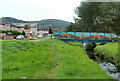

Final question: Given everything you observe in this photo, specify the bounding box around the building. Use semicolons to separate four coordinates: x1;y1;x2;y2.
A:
0;20;16;31
30;27;37;37
13;23;37;36
52;29;64;33
0;19;38;38
0;24;16;31
3;35;14;40
37;26;49;36
17;29;33;38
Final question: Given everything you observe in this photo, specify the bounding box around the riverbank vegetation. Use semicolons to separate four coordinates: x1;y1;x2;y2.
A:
2;39;111;79
94;42;120;71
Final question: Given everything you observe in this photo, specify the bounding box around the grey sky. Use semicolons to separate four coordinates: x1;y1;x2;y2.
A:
0;0;82;22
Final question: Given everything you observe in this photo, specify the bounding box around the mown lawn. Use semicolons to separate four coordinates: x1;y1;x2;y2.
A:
95;42;120;70
2;39;111;79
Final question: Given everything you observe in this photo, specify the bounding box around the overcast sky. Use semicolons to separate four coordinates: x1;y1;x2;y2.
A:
0;0;82;22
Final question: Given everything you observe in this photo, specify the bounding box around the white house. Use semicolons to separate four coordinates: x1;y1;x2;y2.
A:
37;26;49;36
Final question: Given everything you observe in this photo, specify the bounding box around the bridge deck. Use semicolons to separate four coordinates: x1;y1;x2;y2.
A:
60;39;117;43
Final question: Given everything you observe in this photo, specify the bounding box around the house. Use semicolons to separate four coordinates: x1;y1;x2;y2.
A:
0;20;16;39
52;29;64;33
0;20;16;31
3;35;14;40
30;27;37;37
17;30;33;38
0;33;6;39
0;19;38;38
13;23;37;36
37;26;49;36
0;24;16;31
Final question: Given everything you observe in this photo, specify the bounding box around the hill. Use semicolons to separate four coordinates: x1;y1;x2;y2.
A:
29;19;71;29
1;17;28;23
1;17;71;29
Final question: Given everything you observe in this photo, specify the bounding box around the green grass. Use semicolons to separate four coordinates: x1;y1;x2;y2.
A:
2;39;111;79
95;42;118;57
65;42;83;47
95;42;120;70
0;41;2;80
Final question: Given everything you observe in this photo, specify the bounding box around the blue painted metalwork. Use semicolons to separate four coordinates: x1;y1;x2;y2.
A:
54;32;118;43
55;32;118;38
60;39;117;43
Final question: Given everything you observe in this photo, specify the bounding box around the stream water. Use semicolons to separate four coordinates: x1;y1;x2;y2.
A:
82;43;120;80
98;61;120;80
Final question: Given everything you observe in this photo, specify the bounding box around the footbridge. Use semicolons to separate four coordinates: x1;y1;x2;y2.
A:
54;32;118;43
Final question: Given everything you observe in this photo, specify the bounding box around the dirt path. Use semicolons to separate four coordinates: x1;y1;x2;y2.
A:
29;39;46;42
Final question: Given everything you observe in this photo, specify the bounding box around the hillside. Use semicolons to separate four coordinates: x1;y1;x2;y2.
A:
1;17;71;29
1;17;28;23
29;19;71;29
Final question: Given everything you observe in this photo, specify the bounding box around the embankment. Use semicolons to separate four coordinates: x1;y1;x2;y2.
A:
94;42;120;71
2;39;111;79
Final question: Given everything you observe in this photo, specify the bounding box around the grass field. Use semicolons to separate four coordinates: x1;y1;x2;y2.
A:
95;42;120;70
2;39;111;79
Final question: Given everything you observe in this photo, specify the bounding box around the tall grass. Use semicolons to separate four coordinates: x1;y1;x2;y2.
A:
2;39;111;79
95;42;120;70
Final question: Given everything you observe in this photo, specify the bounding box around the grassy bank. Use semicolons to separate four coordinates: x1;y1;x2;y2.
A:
2;39;111;79
94;42;120;70
0;41;2;80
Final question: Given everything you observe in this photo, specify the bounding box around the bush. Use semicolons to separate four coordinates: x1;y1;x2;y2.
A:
1;30;21;35
11;30;21;35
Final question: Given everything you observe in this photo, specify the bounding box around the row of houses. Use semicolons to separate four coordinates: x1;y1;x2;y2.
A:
0;19;64;39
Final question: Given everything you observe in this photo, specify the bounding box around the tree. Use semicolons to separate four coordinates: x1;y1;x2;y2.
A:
24;25;29;29
72;2;120;34
21;31;25;36
75;2;103;32
95;2;120;34
66;23;81;32
1;30;21;35
49;26;53;38
11;30;21;35
66;23;75;32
